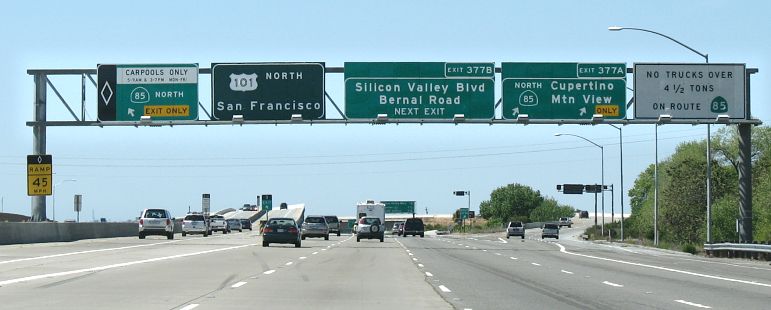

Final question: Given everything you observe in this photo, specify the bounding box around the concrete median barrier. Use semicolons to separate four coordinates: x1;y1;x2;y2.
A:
0;222;138;245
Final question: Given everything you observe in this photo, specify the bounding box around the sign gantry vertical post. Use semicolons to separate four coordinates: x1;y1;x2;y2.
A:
32;73;48;222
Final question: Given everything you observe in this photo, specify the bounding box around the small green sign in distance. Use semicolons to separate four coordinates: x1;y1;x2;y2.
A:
382;201;416;214
345;62;495;119
502;63;626;120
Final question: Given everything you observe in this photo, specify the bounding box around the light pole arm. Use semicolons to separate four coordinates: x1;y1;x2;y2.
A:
619;27;708;62
559;133;602;149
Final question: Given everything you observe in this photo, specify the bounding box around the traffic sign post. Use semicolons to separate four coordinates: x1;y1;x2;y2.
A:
345;62;495;119
212;63;325;120
98;64;199;121
633;63;746;120
27;155;52;196
502;63;626;120
74;194;82;222
202;194;211;214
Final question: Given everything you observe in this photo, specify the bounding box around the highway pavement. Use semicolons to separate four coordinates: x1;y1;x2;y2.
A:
1;221;770;309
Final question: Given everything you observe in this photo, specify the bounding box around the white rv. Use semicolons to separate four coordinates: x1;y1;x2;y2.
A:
354;200;386;241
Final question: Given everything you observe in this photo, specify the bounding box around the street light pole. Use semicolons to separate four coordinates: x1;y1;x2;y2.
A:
654;125;659;246
554;133;604;235
52;179;76;222
609;124;625;241
609;26;710;245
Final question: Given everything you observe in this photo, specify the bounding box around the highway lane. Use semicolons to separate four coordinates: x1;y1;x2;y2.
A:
0;231;450;310
397;228;771;310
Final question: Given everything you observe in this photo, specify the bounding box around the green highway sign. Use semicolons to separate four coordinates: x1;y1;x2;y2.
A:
382;201;416;214
212;63;325;120
345;62;495;119
98;64;198;121
261;194;273;211
460;207;469;220
502;63;626;120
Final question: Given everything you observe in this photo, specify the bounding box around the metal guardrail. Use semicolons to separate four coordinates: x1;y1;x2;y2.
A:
704;242;771;254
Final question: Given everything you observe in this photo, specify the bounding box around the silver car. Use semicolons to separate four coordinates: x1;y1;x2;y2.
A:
324;215;341;236
302;216;330;240
506;221;525;239
138;208;174;239
542;223;560;239
210;215;229;234
226;219;243;232
182;213;209;237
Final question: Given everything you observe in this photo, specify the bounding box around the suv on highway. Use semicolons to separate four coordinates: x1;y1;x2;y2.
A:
302;216;330;240
324;215;341;236
542;223;559;239
182;213;209;237
210;215;229;234
138;208;174;239
240;219;253;231
558;217;573;228
402;218;424;238
506;221;525;239
356;217;384;242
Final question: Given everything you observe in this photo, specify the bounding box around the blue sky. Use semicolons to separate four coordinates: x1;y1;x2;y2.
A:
1;0;769;221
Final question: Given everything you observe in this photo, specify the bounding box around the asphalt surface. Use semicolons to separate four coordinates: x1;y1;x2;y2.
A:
1;220;770;309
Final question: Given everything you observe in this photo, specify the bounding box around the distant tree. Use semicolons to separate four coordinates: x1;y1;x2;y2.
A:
479;183;544;223
529;198;575;222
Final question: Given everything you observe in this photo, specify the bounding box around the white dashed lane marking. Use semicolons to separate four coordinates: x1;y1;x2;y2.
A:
263;270;276;275
418;264;424;268
510;257;518;260
299;257;307;260
425;272;434;277
561;270;574;275
531;263;541;266
231;281;247;288
285;262;293;266
179;304;199;310
438;285;452;293
675;300;712;309
602;281;624;287
312;252;318;255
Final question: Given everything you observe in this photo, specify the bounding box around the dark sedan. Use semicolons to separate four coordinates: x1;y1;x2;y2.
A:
262;217;301;248
240;219;252;231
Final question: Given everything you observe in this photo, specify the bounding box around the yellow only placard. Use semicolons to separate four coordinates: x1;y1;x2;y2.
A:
594;105;620;117
143;105;190;117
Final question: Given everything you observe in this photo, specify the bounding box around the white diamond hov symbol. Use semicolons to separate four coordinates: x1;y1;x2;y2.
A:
100;82;113;106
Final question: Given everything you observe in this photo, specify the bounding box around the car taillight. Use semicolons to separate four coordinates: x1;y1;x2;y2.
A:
139;219;143;225
289;227;298;234
263;227;273;233
166;219;171;226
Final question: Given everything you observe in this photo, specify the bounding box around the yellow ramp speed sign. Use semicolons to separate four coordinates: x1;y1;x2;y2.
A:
27;155;52;196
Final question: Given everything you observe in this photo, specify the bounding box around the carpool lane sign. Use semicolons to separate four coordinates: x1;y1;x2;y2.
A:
502;63;626;120
98;64;199;121
633;63;746;120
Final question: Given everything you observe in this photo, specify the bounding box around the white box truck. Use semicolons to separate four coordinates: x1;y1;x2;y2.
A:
355;200;386;242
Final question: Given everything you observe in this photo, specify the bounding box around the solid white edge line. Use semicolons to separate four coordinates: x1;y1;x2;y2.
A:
425;272;433;277
0;244;252;287
554;243;771;288
0;239;184;265
438;285;452;292
674;300;712;309
602;281;624;287
179;304;199;310
231;281;247;288
263;270;276;275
